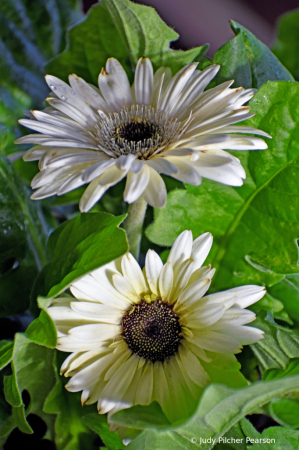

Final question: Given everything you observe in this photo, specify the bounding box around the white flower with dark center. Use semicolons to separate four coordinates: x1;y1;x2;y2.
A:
17;57;270;211
47;230;265;432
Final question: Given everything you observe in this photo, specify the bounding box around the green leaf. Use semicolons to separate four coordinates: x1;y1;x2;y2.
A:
43;352;97;450
210;33;252;89
125;374;299;449
31;212;128;304
46;0;207;85
269;395;299;428
272;9;299;80
83;413;125;450
146;81;299;292
111;402;170;430
267;274;299;322
250;312;299;372
0;148;49;317
264;358;299;381
0;0;82;102
1;333;57;438
229;21;294;87
241;419;299;450
25;304;57;348
0;341;13;370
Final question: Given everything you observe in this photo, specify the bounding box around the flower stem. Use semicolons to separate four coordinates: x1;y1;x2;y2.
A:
124;197;147;260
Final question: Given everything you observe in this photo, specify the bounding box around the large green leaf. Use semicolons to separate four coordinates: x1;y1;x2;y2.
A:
1;334;56;442
83;413;125;450
46;0;207;85
43;352;98;450
267;274;299;323
241;418;299;450
250;312;299;372
272;9;299;80
31;212;128;305
146;81;299;292
0;139;49;317
229;21;293;87
0;0;82;102
118;374;299;449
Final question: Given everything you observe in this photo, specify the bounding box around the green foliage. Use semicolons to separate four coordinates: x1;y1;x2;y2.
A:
0;0;82;102
31;212;128;307
250;312;299;372
83;413;125;450
272;9;299;80
146;82;299;293
25;297;57;348
210;21;294;89
1;334;57;442
0;143;50;316
241;418;299;449
46;0;208;84
120;374;299;449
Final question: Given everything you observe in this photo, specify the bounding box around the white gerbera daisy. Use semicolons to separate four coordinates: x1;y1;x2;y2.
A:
47;230;265;431
16;57;270;211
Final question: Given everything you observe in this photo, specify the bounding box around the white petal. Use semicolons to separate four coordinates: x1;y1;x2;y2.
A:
98;58;132;111
142;167;167;208
221;325;264;345
68;74;108;110
70;302;123;324
124;165;150;204
145;250;163;296
146;157;179;176
134;57;154;105
163;156;202;185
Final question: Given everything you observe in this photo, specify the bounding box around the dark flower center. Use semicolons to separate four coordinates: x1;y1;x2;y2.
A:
121;299;182;363
113;119;162;144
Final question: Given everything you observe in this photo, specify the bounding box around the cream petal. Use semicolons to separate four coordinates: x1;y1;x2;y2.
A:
194;159;245;186
82;159;116;183
182;302;225;328
134;57;154;105
181;340;212;362
178;345;210;386
220;325;264;345
191;232;213;271
97;355;139;414
71;274;130;308
104;349;132;381
112;273;140;302
142;167;167;208
219;125;272;139
158;262;174;302
70;302;122;324
167;230;193;269
171;259;194;300
186;265;215;287
209;308;256;330
145;249;163;296
115;154;137;171
135;361;154;405
46;97;97;130
63;348;110;377
121;253;148;296
68;323;120;343
190;330;242;353
57;336;103;352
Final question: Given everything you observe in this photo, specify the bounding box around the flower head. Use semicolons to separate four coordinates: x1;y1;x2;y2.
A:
47;230;265;429
17;58;270;211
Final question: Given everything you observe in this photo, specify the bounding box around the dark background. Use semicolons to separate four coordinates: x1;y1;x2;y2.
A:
83;0;299;54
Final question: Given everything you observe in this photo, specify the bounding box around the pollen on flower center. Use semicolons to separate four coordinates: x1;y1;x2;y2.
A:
121;299;182;362
95;105;186;160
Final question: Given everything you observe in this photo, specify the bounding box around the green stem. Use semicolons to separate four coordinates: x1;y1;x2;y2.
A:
124;197;147;260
